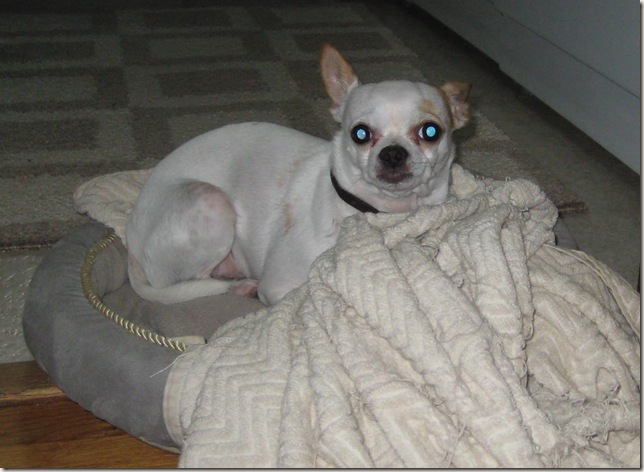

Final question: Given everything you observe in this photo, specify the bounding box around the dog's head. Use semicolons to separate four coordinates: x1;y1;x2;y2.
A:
320;43;471;212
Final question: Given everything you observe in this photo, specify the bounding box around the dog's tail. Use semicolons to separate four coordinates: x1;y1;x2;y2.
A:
128;256;255;305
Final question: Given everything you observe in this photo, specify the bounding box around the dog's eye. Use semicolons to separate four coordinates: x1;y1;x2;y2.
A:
419;122;441;142
350;124;372;144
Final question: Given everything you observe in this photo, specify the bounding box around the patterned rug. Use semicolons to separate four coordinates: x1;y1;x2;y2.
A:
0;0;585;251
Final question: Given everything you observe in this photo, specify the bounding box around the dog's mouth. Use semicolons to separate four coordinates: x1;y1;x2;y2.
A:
376;169;414;185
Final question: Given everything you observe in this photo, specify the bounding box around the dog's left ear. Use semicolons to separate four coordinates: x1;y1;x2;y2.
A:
441;82;472;129
320;43;360;122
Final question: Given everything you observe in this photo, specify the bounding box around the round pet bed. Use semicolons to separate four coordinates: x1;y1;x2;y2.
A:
23;164;640;467
22;222;262;452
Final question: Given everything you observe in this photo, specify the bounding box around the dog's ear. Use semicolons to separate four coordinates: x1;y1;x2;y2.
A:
320;43;359;122
441;82;472;129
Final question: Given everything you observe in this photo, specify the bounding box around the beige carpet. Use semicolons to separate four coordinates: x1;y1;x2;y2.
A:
0;0;586;250
0;0;585;362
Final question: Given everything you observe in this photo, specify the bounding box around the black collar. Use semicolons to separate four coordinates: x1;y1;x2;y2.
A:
330;172;380;214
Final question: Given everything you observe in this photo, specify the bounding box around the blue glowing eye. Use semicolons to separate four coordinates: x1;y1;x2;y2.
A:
419;122;441;142
351;124;372;144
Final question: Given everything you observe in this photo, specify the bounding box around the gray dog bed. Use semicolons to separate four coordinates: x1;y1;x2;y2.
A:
22;165;639;466
22;217;579;453
22;222;262;451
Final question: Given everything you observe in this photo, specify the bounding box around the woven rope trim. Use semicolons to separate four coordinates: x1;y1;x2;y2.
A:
81;231;187;352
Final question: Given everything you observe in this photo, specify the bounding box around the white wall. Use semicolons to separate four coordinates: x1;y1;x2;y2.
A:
410;0;641;174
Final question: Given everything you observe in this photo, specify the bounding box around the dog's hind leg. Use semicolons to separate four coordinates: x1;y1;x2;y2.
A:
128;180;254;304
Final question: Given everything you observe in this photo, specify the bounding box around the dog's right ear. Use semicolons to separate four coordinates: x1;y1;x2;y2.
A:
320;43;359;122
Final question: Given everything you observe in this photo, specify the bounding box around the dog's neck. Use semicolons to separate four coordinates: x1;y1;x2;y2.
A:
330;172;380;214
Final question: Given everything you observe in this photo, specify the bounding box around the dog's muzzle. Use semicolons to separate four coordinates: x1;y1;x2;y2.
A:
378;144;409;168
377;144;413;184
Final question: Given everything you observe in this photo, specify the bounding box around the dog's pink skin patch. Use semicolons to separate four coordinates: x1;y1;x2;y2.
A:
211;253;245;279
231;279;259;298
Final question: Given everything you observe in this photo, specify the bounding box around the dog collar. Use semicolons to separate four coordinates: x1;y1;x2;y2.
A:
330;172;380;214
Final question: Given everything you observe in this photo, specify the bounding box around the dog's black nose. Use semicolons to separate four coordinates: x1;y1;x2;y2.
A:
378;145;409;168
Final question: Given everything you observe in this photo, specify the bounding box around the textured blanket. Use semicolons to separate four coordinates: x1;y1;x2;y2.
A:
75;165;640;468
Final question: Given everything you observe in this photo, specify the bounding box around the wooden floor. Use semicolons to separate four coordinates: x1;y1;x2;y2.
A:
0;361;179;468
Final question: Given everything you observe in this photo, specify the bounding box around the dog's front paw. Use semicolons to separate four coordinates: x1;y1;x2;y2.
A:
231;279;259;298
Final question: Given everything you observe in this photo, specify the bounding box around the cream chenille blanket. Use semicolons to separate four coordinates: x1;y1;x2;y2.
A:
74;164;640;468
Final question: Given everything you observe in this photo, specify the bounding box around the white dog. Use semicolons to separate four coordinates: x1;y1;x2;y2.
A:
126;44;471;305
